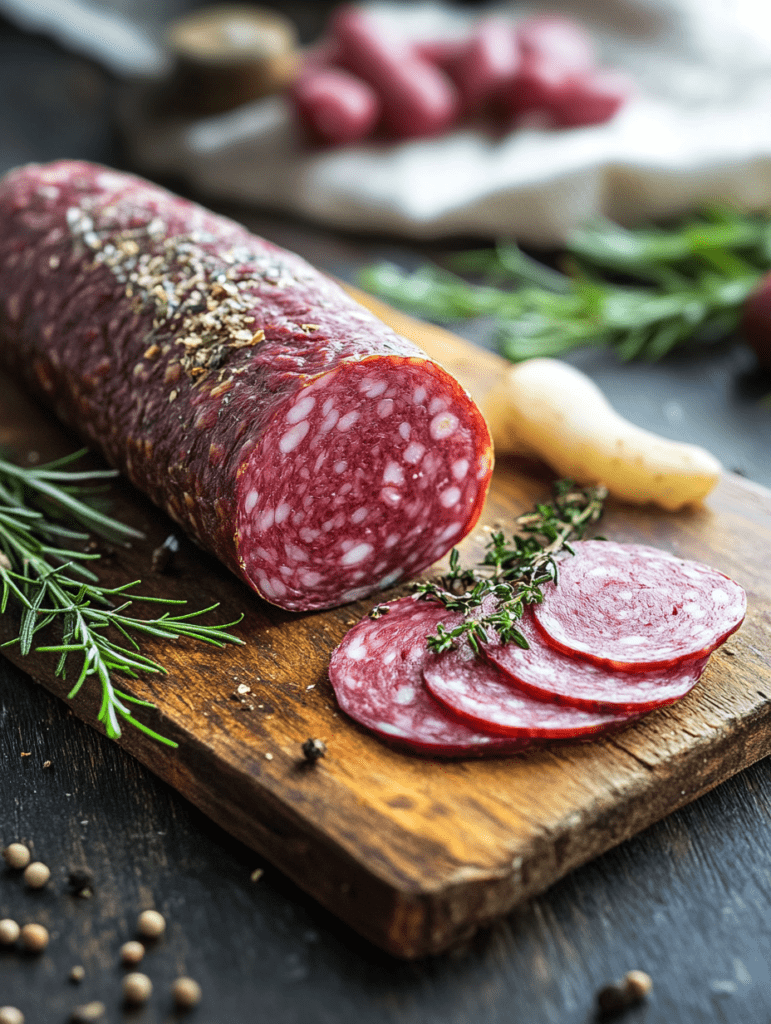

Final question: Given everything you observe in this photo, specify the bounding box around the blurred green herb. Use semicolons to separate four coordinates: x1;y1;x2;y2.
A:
359;207;771;362
0;449;243;747
415;480;606;653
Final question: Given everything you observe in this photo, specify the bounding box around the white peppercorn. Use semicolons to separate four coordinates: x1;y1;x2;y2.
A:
597;969;653;1016
0;919;20;945
123;972;153;1005
2;844;31;870
23;862;50;890
120;940;145;965
69;1002;105;1023
172;977;202;1009
19;922;49;953
137;909;165;939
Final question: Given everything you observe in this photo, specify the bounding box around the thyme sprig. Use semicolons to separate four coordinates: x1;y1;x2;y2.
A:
0;449;243;747
415;481;607;653
359;206;771;362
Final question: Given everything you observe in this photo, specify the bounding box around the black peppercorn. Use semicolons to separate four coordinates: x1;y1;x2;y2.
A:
301;738;326;763
68;867;94;897
151;534;181;574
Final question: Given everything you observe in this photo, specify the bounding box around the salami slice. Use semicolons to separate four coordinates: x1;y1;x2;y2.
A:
423;641;636;738
532;541;746;671
0;161;492;612
328;597;530;757
483;606;708;712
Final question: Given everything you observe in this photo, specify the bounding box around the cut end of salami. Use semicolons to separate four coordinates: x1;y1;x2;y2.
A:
0;160;493;612
532;541;746;671
237;357;492;610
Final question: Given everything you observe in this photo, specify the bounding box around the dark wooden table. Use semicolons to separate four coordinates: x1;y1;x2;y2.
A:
2;6;771;1022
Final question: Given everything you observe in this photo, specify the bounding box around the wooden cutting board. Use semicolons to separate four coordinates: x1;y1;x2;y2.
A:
1;305;770;960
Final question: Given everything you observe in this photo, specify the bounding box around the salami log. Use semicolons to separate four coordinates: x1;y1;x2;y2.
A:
328;596;530;756
0;161;493;611
483;606;707;712
532;541;746;671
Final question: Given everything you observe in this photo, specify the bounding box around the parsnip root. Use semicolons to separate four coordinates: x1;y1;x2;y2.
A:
482;359;722;510
342;283;722;510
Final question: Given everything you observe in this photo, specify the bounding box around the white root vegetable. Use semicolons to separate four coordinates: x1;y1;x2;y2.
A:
341;284;722;511
481;358;722;510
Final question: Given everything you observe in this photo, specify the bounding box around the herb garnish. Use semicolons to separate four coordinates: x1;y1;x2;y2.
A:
0;448;243;747
414;481;607;653
359;206;770;362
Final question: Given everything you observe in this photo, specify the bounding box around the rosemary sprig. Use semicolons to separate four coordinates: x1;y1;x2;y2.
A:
414;480;607;653
0;449;243;746
359;206;771;362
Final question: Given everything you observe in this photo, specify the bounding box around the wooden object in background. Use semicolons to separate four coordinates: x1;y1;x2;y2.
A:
165;4;299;114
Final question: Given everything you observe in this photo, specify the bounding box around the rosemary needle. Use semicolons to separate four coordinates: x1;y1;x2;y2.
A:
0;448;243;746
414;481;606;653
359;207;771;363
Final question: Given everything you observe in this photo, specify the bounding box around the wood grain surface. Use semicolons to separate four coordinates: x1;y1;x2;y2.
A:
1;331;769;958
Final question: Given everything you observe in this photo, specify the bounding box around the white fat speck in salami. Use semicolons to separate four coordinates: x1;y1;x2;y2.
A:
286;395;316;423
423;642;636;738
328;597;530;757
532;541;746;671
337;410;360;431
484;607;708;712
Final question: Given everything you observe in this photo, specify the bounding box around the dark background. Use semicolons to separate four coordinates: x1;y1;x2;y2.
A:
1;4;771;1022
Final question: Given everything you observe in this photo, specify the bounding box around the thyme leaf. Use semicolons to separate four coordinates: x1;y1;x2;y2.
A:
414;480;607;653
0;449;243;747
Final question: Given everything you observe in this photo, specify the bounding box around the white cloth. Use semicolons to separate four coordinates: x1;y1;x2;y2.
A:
9;0;771;243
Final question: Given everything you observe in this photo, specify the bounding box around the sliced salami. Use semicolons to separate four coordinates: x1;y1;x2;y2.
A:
483;606;708;712
328;597;530;757
0;161;492;612
423;641;636;738
532;541;746;671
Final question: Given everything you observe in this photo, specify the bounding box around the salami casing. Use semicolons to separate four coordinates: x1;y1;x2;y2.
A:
328;596;530;756
0;161;492;611
532;541;746;671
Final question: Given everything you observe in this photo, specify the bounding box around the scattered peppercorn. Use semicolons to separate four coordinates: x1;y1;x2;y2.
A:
69;965;86;984
623;970;653;1001
120;940;145;966
301;738;326;763
151;533;181;573
19;922;49;953
123;972;153;1005
23;861;50;890
0;919;20;945
597;969;653;1016
3;843;31;870
137;909;166;939
67;868;93;898
172;977;202;1010
69;1001;105;1023
0;1007;24;1024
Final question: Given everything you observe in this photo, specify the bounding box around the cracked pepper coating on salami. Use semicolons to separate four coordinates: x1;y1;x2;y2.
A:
423;640;636;738
532;541;746;671
483;606;708;712
328;597;530;756
0;161;492;611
